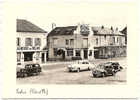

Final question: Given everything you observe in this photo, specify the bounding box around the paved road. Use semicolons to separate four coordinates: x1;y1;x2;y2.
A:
17;57;127;84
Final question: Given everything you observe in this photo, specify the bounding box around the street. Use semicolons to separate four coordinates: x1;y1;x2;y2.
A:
17;57;127;85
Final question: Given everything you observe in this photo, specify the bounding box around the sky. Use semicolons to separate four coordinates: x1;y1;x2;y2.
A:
12;1;129;33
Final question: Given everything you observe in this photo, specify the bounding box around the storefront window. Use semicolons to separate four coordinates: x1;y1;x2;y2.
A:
67;49;73;56
17;53;21;62
76;50;81;56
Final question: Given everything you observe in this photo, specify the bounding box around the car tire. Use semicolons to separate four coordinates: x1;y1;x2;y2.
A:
93;74;96;77
77;68;80;72
17;72;20;78
112;72;115;76
23;73;28;77
102;72;106;77
88;67;90;71
21;73;24;78
69;70;71;72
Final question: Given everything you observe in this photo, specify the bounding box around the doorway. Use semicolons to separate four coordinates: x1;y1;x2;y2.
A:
42;53;45;62
24;52;34;61
83;49;88;59
94;50;99;59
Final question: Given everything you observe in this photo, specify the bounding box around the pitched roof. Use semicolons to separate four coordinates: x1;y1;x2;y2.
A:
92;26;124;36
48;26;77;36
120;26;127;35
17;19;47;33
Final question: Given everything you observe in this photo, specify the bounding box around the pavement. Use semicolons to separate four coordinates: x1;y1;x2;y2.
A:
17;57;127;85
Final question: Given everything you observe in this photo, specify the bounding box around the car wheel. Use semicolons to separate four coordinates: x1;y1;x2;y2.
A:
102;72;106;77
77;68;80;72
69;70;71;72
17;72;20;78
112;72;115;76
88;67;90;71
93;74;96;77
23;73;28;77
20;73;24;78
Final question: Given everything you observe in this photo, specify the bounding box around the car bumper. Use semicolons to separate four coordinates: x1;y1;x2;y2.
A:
67;67;77;71
92;71;103;77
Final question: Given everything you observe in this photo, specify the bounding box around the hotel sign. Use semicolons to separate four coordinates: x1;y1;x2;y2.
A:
17;46;40;51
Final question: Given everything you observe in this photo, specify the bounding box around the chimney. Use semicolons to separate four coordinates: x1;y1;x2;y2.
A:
101;25;104;29
52;23;56;30
111;26;113;31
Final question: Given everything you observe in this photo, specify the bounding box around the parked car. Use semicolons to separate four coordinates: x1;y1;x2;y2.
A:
111;62;123;72
16;63;42;78
67;60;95;72
92;62;116;77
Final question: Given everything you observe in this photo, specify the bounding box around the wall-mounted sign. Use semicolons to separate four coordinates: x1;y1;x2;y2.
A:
80;24;90;35
17;46;40;51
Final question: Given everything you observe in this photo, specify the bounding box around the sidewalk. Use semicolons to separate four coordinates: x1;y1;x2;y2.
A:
41;57;126;66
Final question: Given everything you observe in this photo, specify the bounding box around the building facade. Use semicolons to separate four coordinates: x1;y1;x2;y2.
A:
16;19;48;64
92;26;126;59
47;24;126;61
47;24;95;61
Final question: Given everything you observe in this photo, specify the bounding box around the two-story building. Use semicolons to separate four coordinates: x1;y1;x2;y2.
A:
47;24;126;61
47;24;95;61
92;26;126;59
16;19;48;64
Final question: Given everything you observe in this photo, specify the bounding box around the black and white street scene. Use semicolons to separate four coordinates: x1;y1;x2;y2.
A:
16;3;127;85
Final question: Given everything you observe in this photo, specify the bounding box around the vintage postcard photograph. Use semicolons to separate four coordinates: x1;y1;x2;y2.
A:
1;0;139;98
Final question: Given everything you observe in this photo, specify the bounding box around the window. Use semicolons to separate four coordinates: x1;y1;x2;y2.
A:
70;39;74;45
65;39;69;45
53;38;57;45
25;38;32;46
83;38;88;47
96;38;98;45
17;37;20;46
113;37;115;44
76;50;81;56
67;49;73;56
53;48;57;56
89;50;92;56
35;38;41;46
17;52;21;62
104;35;106;40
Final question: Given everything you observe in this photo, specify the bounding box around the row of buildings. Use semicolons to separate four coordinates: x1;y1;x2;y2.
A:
16;19;127;64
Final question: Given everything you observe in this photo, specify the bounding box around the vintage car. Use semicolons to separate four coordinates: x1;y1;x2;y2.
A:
92;62;117;77
16;63;42;78
67;60;95;72
111;62;123;72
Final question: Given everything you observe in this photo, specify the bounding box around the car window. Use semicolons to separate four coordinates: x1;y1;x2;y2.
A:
35;64;39;67
82;62;86;64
